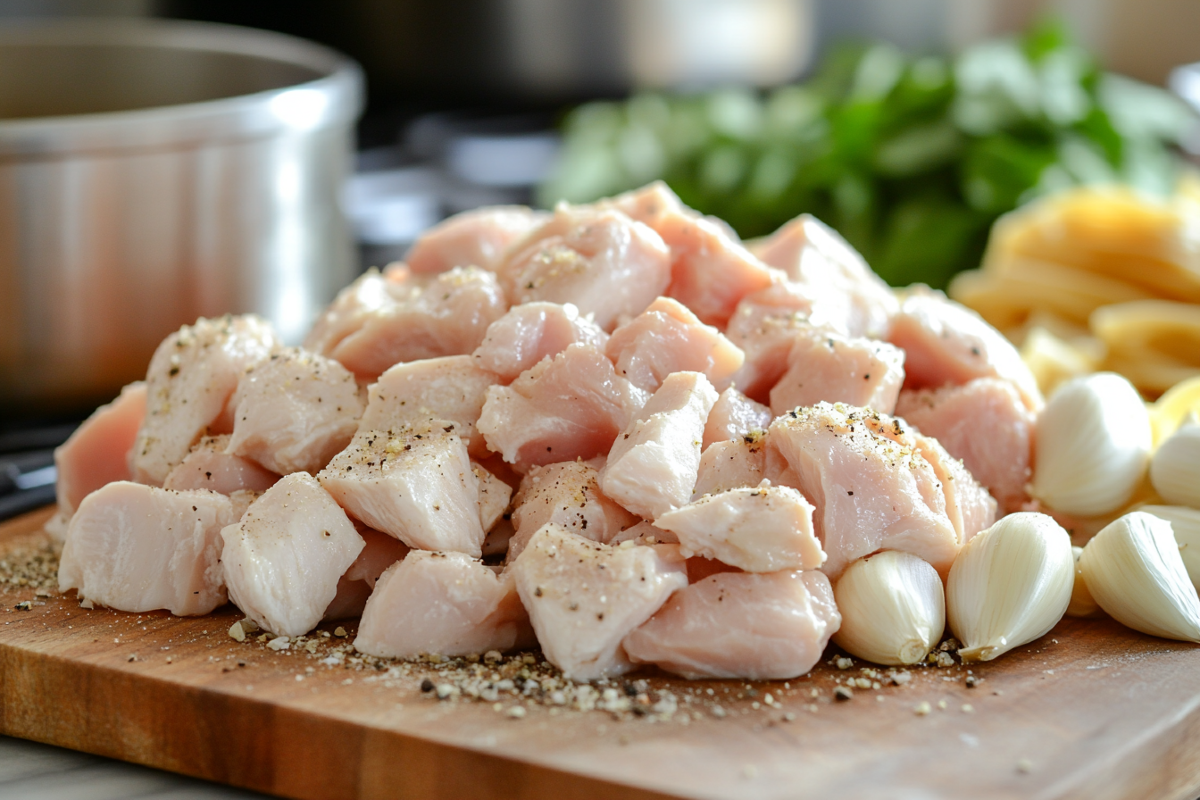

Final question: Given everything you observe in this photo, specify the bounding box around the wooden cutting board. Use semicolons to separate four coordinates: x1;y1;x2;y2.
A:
3;506;1200;800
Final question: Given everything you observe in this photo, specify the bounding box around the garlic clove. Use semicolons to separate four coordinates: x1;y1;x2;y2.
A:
1140;504;1200;591
1079;511;1200;642
1030;373;1151;516
947;512;1074;662
832;550;944;666
1065;545;1102;618
1149;420;1200;509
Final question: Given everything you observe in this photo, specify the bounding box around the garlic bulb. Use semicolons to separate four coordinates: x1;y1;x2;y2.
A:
947;512;1074;662
1065;545;1102;618
1079;511;1200;642
1140;504;1200;590
1030;373;1151;516
832;551;944;665
1150;421;1200;509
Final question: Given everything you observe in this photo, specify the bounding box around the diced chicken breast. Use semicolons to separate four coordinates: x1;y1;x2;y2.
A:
654;482;824;572
766;403;959;578
318;424;485;556
324;524;412;620
228;489;261;521
622;570;840;680
221;473;364;636
887;287;1043;411
55;381;146;516
754;214;898;339
511;524;687;681
472;302;609;382
768;327;906;416
606;297;744;393
908;431;997;546
226;348;364;475
600;181;687;226
477;343;649;473
303;270;395;357
507;461;639;562
474;461;513;532
693;437;767;498
329;266;508;381
361;356;498;458
702;387;772;450
724;281;829;403
163;435;279;495
131;315;279;485
354;552;534;659
895;378;1035;513
405;206;549;275
498;205;673;332
601;372;718;520
58;482;235;615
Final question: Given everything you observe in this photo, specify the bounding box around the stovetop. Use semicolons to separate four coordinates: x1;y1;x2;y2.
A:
0;422;72;522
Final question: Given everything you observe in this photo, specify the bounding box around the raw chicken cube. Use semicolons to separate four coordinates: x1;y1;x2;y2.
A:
58;481;235;615
601;181;687;226
354;552;535;659
693;437;767;498
511;524;687;681
472;302;609;382
325;524;412;620
360;355;499;459
766;402;959;578
329;266;508;381
162;435;279;495
221;473;364;636
654;483;824;572
317;424;485;556
622;570;840;680
498;205;673;332
909;431;997;546
895;378;1035;513
606;296;744;393
477;343;649;473
507;461;639;561
226;347;364;475
228;489;261;521
404;206;549;274
55;381;146;516
887;287;1043;411
724;281;829;403
702;387;772;450
769;327;906;416
131;315;279;485
303;270;395;357
474;461;513;532
753;214;898;339
601;372;718;520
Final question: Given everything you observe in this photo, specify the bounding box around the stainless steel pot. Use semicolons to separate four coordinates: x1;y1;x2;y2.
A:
0;19;363;415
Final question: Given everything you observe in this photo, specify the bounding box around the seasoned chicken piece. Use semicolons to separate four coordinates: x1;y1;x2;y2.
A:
228;489;261;521
895;378;1035;513
226;348;363;475
498;205;672;332
601;181;687;226
601;372;718;520
303;270;394;357
318;424;485;556
511;525;687;681
606;297;744;393
360;356;498;459
474;461;512;532
769;327;906;416
888;287;1043;411
724;281;829;403
654;483;823;572
404;206;549;274
623;570;840;680
163;435;279;495
693;437;767;498
909;432;997;546
131;315;279;485
55;381;146;516
472;301;609;383
703;387;772;450
766;403;959;578
221;473;364;636
478;343;648;473
354;552;535;659
753;214;898;339
325;525;412;620
58;482;234;616
329;266;508;381
507;461;639;561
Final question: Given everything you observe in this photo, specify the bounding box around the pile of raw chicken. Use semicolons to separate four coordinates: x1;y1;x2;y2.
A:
52;182;1044;681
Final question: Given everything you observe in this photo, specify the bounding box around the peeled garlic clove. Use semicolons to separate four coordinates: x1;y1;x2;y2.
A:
1030;373;1151;516
1150;421;1200;509
1079;511;1200;642
1065;545;1102;618
1140;504;1200;591
832;550;944;665
947;512;1074;662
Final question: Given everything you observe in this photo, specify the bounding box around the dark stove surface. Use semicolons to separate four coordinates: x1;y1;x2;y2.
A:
0;421;75;522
